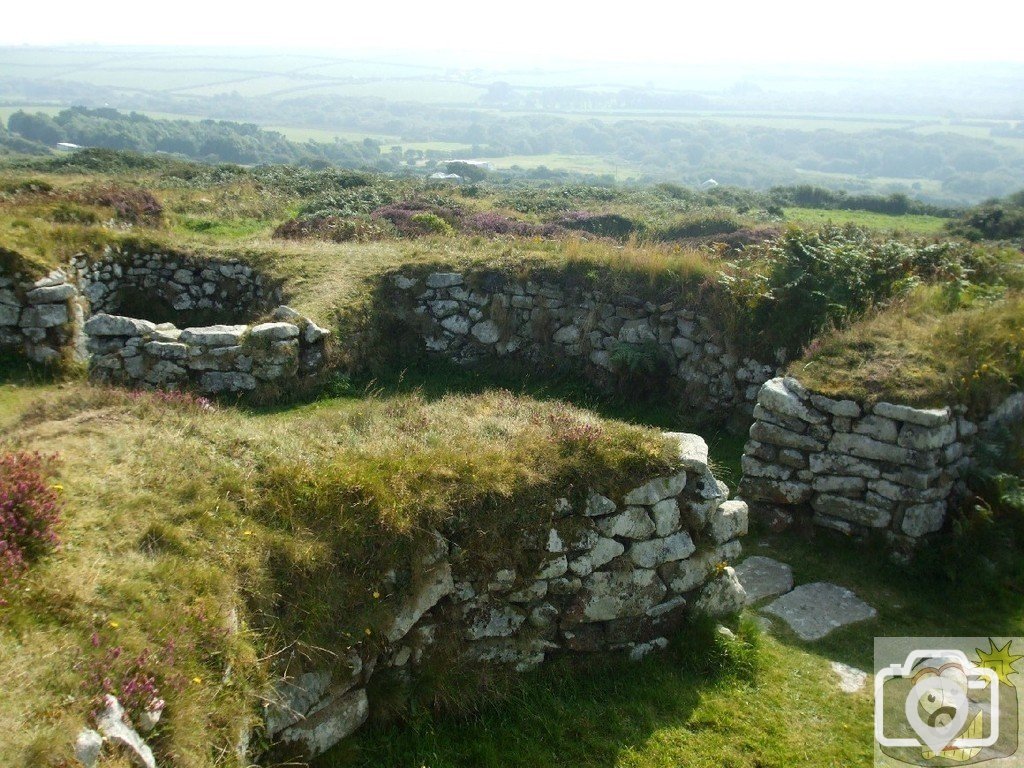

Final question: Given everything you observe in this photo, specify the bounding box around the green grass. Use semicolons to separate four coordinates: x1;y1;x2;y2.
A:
783;206;950;236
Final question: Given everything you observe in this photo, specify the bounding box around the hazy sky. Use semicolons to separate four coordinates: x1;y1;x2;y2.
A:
2;0;1022;63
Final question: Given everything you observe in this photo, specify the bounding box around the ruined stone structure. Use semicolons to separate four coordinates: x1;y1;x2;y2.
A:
264;432;748;759
0;250;327;394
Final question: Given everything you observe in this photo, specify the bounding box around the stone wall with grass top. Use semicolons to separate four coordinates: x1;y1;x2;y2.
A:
262;431;749;761
85;306;329;395
738;376;976;546
0;266;87;366
385;269;776;415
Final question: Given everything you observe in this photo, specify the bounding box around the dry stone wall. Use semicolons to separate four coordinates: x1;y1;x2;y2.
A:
387;270;776;414
262;432;749;760
72;251;280;324
0;267;87;365
86;306;329;395
738;377;976;545
1;252;328;394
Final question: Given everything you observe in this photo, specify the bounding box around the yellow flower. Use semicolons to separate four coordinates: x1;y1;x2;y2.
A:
52;484;64;492
364;627;372;636
372;591;381;599
192;676;202;684
242;530;253;536
108;621;119;629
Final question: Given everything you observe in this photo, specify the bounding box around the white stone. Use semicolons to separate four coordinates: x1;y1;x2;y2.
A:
440;315;471;335
651;498;681;536
95;695;156;768
266;670;333;735
664;432;709;470
471;320;501;344
579;569;667;622
425;272;464;288
709;500;748;544
831;661;868;693
20;303;68;328
628;531;696;568
466;603;526;640
536;555;568;579
624;472;687;506
757;378;826;424
179;324;247;346
27;283;76;303
546;528;564;553
553;325;581;344
873;402;950;427
596;507;656;539
853;415;898;443
585;491;616;517
74;729;103;768
386;560;454;643
628;637;669;661
810;394;861;418
250;322;300;341
811;494;891;528
694;567;746;616
763;582;876;641
278;688;369;758
902;502;946;537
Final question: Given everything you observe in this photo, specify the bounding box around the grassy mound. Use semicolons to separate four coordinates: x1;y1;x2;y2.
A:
0;377;675;767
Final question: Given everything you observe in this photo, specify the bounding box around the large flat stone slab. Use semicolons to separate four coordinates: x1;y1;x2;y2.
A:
734;556;794;603
762;582;876;641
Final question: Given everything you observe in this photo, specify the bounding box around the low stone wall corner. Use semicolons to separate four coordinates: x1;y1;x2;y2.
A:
738;376;976;546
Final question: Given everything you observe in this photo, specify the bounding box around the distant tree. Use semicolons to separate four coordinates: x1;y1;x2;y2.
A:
8;112;62;145
445;161;488;182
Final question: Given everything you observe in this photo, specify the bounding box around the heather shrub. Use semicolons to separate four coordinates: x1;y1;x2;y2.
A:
371;202;463;237
465;211;559;238
86;184;163;225
0;451;62;588
273;214;394;242
555;211;640;239
656;207;743;240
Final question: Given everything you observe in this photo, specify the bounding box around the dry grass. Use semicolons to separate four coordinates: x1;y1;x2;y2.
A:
792;287;1024;412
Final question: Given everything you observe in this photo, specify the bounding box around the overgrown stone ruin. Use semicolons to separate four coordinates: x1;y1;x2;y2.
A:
262;432;748;761
380;269;994;552
0;250;328;394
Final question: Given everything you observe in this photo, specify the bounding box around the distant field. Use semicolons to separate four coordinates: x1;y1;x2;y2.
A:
485;153;640;180
783;207;951;235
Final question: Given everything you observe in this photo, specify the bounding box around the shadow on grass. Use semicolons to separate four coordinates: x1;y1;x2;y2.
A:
315;619;755;768
743;519;1024;671
0;351;62;387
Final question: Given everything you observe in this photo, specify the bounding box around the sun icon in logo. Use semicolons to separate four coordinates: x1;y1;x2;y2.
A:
974;639;1024;687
